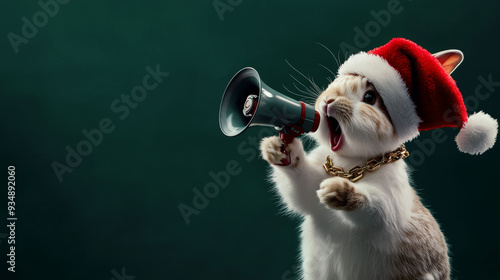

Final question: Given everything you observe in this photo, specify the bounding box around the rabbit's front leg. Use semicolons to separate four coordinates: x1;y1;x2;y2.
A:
260;136;323;215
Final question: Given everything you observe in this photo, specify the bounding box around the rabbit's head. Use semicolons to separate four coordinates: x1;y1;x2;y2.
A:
311;48;473;158
313;74;401;158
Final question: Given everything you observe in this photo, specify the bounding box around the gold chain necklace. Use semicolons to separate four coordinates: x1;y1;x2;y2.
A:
323;145;409;182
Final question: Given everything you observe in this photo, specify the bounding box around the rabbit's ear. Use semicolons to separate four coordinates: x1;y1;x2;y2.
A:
432;50;464;75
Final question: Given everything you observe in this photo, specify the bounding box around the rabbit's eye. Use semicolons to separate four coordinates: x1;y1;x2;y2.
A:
363;90;376;105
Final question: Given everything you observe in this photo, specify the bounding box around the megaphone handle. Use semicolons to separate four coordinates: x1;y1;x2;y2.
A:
274;132;293;166
280;132;295;145
275;125;305;166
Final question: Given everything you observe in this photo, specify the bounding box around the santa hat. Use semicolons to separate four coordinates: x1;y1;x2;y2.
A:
338;38;498;155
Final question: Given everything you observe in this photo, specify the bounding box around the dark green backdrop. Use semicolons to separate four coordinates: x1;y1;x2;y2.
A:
1;0;499;279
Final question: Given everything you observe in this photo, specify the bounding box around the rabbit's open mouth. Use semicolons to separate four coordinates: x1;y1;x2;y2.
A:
326;115;343;151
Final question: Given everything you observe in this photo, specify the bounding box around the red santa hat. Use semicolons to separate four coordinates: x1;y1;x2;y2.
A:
338;38;498;155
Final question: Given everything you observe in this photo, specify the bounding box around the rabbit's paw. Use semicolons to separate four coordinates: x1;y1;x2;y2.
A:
317;177;366;211
260;136;296;166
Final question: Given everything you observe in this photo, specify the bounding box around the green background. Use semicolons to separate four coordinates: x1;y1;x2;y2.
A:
1;0;499;279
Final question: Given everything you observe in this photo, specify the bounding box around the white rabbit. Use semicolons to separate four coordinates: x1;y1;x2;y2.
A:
260;57;462;280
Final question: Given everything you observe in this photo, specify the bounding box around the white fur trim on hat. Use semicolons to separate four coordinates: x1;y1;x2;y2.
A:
338;52;421;142
456;111;498;155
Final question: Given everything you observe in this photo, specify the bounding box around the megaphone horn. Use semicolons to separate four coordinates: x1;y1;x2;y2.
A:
219;67;321;145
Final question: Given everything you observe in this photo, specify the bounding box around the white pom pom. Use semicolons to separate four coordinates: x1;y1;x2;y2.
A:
456;111;498;155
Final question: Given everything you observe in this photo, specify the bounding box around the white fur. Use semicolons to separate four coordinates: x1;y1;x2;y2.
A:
260;73;450;279
456;111;498;155
338;52;421;143
268;140;423;279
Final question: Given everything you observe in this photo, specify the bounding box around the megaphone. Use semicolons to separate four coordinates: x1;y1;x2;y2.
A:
218;67;321;145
